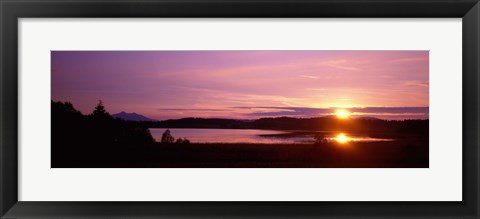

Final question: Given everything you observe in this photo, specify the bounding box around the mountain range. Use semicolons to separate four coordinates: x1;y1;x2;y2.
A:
112;111;158;122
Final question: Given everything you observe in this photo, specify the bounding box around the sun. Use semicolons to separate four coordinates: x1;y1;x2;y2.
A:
335;133;349;144
335;109;350;119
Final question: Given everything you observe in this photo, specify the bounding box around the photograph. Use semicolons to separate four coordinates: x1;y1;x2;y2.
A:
3;0;478;217
51;50;429;168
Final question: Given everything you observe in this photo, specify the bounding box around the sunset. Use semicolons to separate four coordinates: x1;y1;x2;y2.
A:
51;50;429;168
335;109;350;119
51;51;428;120
335;133;349;144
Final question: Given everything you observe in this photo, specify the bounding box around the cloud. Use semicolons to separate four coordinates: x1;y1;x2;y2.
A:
205;57;362;79
390;57;429;63
158;108;231;112
321;59;360;71
403;80;429;88
239;106;429;119
300;75;318;79
305;88;327;91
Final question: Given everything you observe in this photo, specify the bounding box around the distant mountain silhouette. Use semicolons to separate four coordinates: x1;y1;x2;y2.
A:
356;116;381;120
135;116;428;134
318;115;380;120
112;111;158;121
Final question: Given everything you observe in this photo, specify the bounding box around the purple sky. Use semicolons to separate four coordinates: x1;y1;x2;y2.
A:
51;51;429;120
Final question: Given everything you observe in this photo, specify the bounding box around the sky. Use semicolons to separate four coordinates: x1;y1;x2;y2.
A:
51;51;429;120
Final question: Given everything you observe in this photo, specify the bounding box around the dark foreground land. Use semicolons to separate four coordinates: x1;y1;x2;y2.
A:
51;100;428;168
54;137;428;168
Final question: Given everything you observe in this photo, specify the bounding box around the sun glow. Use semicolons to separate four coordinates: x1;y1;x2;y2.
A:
335;133;349;144
335;109;350;119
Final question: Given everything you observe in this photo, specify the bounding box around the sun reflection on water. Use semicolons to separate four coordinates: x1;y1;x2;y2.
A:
335;133;349;144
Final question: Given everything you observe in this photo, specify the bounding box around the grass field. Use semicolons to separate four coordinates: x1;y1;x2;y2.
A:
62;135;428;168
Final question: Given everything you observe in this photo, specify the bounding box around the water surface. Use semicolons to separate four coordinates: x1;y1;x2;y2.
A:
149;128;393;144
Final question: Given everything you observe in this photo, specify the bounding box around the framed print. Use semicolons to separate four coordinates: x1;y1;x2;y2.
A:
50;50;430;168
1;0;479;218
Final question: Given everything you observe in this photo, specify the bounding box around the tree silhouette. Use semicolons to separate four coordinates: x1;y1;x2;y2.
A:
314;133;328;145
161;129;175;143
92;100;111;118
175;137;190;144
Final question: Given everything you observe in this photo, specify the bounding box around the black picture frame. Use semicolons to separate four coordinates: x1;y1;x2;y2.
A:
1;0;479;218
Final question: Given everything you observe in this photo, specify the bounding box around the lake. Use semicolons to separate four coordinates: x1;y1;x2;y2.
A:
149;128;394;144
